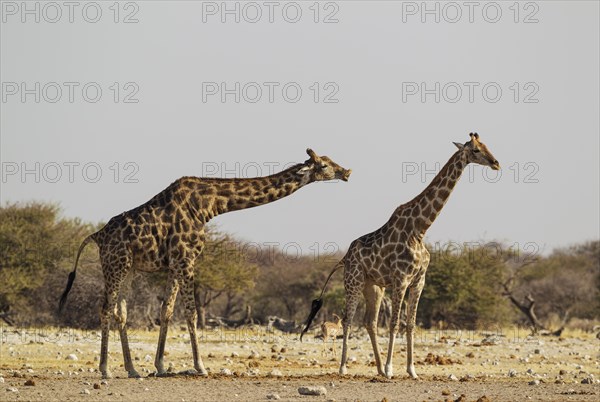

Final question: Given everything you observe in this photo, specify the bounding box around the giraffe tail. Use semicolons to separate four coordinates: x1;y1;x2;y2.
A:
58;234;96;313
299;259;344;342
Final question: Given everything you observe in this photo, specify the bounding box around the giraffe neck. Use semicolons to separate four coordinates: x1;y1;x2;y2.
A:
212;163;311;215
405;150;468;237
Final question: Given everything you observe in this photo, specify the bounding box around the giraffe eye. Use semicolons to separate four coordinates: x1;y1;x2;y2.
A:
320;164;328;169
473;149;481;154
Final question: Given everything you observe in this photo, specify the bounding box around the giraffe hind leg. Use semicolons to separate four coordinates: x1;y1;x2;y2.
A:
99;265;129;379
339;290;360;375
116;297;141;378
384;283;408;379
363;283;385;376
176;269;207;376
155;274;179;376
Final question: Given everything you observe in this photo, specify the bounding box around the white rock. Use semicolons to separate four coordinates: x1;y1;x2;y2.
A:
269;369;283;377
66;354;78;361
80;389;91;394
448;374;459;381
0;377;4;384
298;386;327;396
144;354;152;362
528;380;540;386
6;387;18;393
508;369;517;377
266;394;281;400
220;368;232;376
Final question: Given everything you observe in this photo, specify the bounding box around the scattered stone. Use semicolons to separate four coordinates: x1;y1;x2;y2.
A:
100;380;108;386
80;389;91;395
581;378;594;384
267;394;281;400
508;369;517;377
476;397;491;402
24;379;35;386
481;336;500;345
526;368;534;375
280;347;287;353
528;379;540;386
448;374;459;381
220;368;232;376
422;353;462;365
144;354;152;362
66;354;78;361
207;353;216;358
93;383;101;390
0;377;4;384
269;369;283;377
534;349;541;354
231;352;240;358
442;389;451;396
455;395;467;402
466;352;475;358
559;369;567;376
6;387;18;393
298;386;327;396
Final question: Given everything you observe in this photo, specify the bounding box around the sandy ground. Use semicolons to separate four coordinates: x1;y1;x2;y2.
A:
1;325;599;401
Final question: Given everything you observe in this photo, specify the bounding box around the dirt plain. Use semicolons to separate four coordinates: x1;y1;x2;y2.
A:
1;325;599;401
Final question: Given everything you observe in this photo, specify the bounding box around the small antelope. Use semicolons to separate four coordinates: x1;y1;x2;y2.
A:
321;314;343;356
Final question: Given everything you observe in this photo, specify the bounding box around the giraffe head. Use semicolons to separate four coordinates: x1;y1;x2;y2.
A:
453;133;500;170
297;148;352;182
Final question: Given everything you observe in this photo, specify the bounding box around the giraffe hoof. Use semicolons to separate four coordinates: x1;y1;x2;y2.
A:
178;369;207;376
407;366;418;379
128;370;141;378
101;372;113;380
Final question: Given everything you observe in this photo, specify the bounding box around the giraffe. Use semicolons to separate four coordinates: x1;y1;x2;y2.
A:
58;148;351;379
301;133;499;379
321;314;343;356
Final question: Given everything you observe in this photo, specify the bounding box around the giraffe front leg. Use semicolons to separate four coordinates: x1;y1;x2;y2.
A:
155;276;179;376
178;270;207;376
406;276;426;380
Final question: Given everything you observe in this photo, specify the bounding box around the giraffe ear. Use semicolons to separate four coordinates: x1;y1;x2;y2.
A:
453;142;465;150
296;165;313;175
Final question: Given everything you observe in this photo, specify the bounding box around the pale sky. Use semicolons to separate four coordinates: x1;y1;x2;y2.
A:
1;1;598;257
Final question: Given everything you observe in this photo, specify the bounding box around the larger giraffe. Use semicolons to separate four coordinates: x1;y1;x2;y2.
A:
301;133;499;379
59;148;351;379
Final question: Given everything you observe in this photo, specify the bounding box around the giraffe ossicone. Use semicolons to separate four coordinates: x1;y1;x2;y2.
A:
58;148;351;379
300;133;500;379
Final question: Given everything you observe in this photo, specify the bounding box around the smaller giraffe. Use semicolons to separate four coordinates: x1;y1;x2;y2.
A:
321;314;342;356
301;133;500;379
